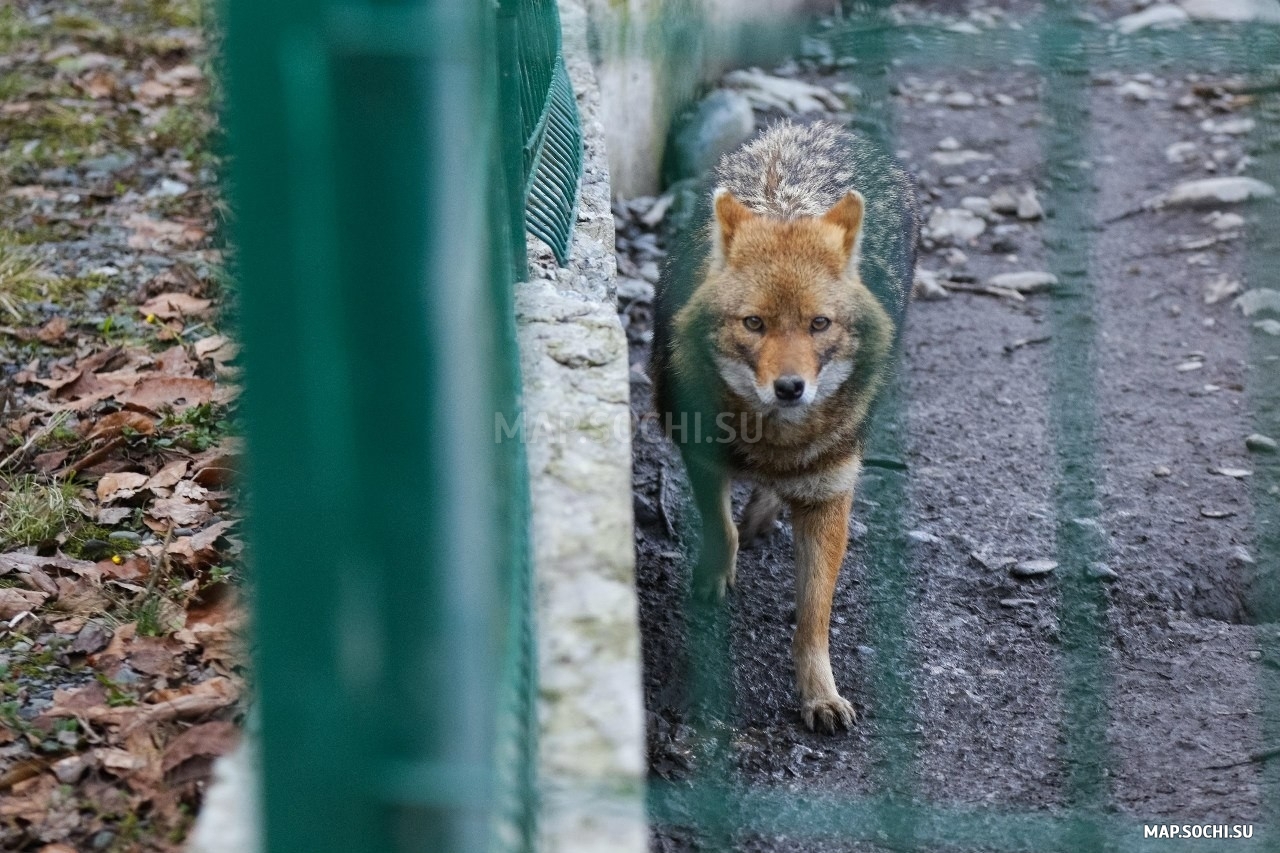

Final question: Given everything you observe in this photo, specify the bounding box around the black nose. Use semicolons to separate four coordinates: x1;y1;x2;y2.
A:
774;375;805;402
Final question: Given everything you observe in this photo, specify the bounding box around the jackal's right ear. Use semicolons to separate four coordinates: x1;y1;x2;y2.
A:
712;188;753;264
821;190;866;273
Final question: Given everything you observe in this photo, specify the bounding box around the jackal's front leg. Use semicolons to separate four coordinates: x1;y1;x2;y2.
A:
687;465;738;601
790;492;856;733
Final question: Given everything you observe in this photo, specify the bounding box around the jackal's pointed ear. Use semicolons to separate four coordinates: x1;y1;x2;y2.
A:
822;191;865;272
712;188;753;263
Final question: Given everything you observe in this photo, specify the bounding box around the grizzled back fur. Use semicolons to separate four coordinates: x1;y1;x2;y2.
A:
714;120;919;327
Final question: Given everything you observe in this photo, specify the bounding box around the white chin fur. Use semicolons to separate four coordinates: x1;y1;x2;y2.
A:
815;358;853;402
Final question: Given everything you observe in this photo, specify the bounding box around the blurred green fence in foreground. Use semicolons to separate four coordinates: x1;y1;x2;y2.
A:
223;0;579;851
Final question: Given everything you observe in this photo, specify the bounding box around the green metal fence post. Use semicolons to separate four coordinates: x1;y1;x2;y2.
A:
225;1;537;850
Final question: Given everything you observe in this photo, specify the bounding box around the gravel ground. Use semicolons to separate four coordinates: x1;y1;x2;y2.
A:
620;5;1280;850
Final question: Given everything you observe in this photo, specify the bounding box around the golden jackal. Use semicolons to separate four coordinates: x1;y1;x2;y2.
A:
651;120;919;732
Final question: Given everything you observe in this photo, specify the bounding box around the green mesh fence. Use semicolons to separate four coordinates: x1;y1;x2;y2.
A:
224;0;576;851
510;0;583;266
649;3;1280;852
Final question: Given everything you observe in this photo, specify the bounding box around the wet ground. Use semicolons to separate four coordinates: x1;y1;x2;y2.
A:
618;3;1280;850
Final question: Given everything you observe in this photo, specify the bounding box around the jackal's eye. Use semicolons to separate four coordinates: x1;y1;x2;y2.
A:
743;316;764;332
810;316;831;332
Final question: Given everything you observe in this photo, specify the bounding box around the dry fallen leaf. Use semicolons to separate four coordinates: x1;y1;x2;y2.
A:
97;471;149;502
124;213;205;251
37;316;69;344
139;292;212;321
0;588;50;620
117;376;215;413
85;410;155;442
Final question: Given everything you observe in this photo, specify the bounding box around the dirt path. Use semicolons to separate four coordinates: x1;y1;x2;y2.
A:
623;8;1277;850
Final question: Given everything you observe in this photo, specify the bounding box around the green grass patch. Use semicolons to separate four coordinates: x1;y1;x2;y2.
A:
0;235;53;305
0;476;80;549
0;7;33;54
149;103;212;158
156;402;233;452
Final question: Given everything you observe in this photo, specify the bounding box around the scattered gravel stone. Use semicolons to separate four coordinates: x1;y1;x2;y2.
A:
1147;177;1277;210
1235;288;1280;317
1204;276;1242;305
999;597;1038;608
944;91;978;108
988;271;1058;294
1178;0;1280;24
1210;466;1252;478
721;68;844;113
960;196;993;217
927;207;987;243
1116;3;1189;33
1165;141;1198;164
988;187;1019;214
1255;319;1280;336
1154;465;1173;477
53;754;89;784
1119;80;1156;101
1011;559;1057;578
1088;562;1120;581
1206;211;1245;231
908;530;943;545
107;530;141;543
937;136;961;151
1016;189;1045;220
1246;433;1278;453
616;277;654;304
1201;117;1256;136
929;150;994;167
913;269;950;301
1200;507;1237;519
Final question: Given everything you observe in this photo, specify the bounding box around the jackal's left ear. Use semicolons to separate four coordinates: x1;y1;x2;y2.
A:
712;188;753;265
821;191;865;272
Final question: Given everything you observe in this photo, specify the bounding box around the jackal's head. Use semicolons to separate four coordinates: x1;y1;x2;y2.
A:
686;188;890;420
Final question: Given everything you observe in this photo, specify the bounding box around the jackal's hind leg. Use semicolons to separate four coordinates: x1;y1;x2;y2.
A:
738;485;783;547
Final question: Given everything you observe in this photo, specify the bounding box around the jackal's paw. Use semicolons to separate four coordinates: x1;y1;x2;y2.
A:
801;694;856;734
692;568;733;602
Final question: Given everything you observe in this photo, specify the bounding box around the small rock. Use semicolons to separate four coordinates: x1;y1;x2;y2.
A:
52;755;88;784
907;530;942;545
1116;3;1190;33
1118;80;1156;101
1246;433;1278;453
999;597;1038;608
638;261;661;283
722;68;844;114
1211;466;1252;478
929;150;994;167
1230;545;1256;565
107;530;142;544
1206;211;1245;231
988;187;1019;214
1148;177;1277;210
1088;562;1119;581
937;136;961;151
988;271;1058;294
616;277;654;304
1235;288;1280;317
1200;507;1237;519
944;91;978;108
960;196;993;217
1011;559;1058;578
71;622;112;655
1201;117;1256;136
1178;0;1280;24
1255;319;1280;336
1016;189;1044;220
1165;141;1198;164
927;207;987;243
1154;465;1173;477
1203;275;1242;305
1176;360;1204;372
913;269;950;301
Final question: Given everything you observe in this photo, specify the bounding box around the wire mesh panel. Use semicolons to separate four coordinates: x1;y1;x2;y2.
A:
646;2;1280;851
